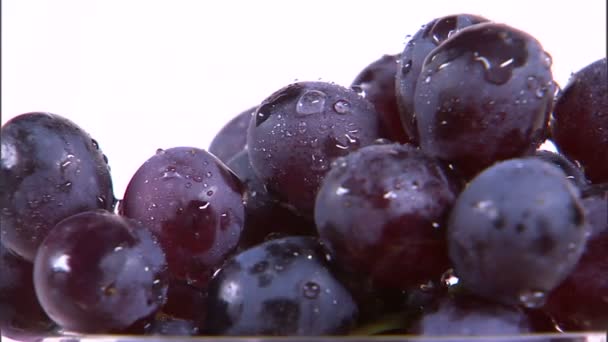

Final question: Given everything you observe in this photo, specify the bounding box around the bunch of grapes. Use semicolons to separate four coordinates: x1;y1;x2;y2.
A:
1;13;606;339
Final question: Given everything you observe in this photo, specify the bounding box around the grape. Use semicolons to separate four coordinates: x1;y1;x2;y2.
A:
33;210;168;333
414;23;556;178
205;236;358;336
448;158;588;308
247;81;383;218
121;147;245;287
351;54;410;143
209;107;255;163
396;14;488;144
226;149;315;249
0;242;53;332
544;183;607;331
409;294;545;336
551;57;608;183
0;112;115;261
532;150;588;188
315;143;460;289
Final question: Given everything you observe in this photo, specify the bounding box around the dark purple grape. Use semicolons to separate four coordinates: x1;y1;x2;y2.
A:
315;143;460;289
226;149;315;249
352;54;410;143
544;183;607;331
409;294;544;336
396;14;488;144
121;147;245;288
532;150;588;188
0;242;53;332
33;210;168;333
205;237;358;336
551;57;608;183
247;81;384;218
0;112;115;261
448;158;588;308
209;107;255;163
414;23;556;178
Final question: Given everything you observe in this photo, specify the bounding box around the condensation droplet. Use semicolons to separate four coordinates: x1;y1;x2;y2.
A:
519;290;546;308
333;100;351;114
302;282;321;299
296;90;327;116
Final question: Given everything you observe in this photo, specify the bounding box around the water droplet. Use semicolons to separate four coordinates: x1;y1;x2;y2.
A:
97;196;106;207
542;52;553;69
424;75;431;83
206;172;212;178
441;268;459;287
198;202;210;210
519;290;546;308
432;222;440;229
156;148;165;155
383;191;397;199
185;182;192;188
296;90;326;116
402;60;412;74
297;121;307;134
473;200;499;220
335;186;349;196
252;261;268;273
207;190;214;196
333;100;351;114
91;139;100;149
60;155;74;169
57;181;73;192
193;175;203;183
302;281;321;299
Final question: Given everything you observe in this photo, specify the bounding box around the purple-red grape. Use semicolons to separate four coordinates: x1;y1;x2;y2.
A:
396;14;488;144
414;23;555;178
0;112;115;261
448;158;588;308
315;143;460;289
33;210;168;333
247;81;384;218
352;54;410;143
209;107;255;163
551;57;608;183
121;147;245;288
544;183;608;331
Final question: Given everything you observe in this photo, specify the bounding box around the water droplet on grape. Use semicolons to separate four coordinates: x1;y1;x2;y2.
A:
296;90;327;116
302;281;321;299
402;60;412;74
333;100;351;114
518;290;546;308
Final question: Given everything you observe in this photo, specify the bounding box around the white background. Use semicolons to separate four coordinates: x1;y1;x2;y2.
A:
2;0;606;196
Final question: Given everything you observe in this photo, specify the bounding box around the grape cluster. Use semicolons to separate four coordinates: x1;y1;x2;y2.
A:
1;12;606;339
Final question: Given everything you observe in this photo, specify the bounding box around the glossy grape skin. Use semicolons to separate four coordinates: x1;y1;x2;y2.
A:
315;143;460;289
0;112;115;261
209;107;255;163
352;54;410;143
33;210;168;333
226;150;315;249
0;242;53;332
247;81;383;218
544;183;608;331
532;150;588;188
409;295;543;336
551;57;608;183
121;147;245;288
205;237;358;336
414;23;556;178
448;159;588;308
396;14;488;144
